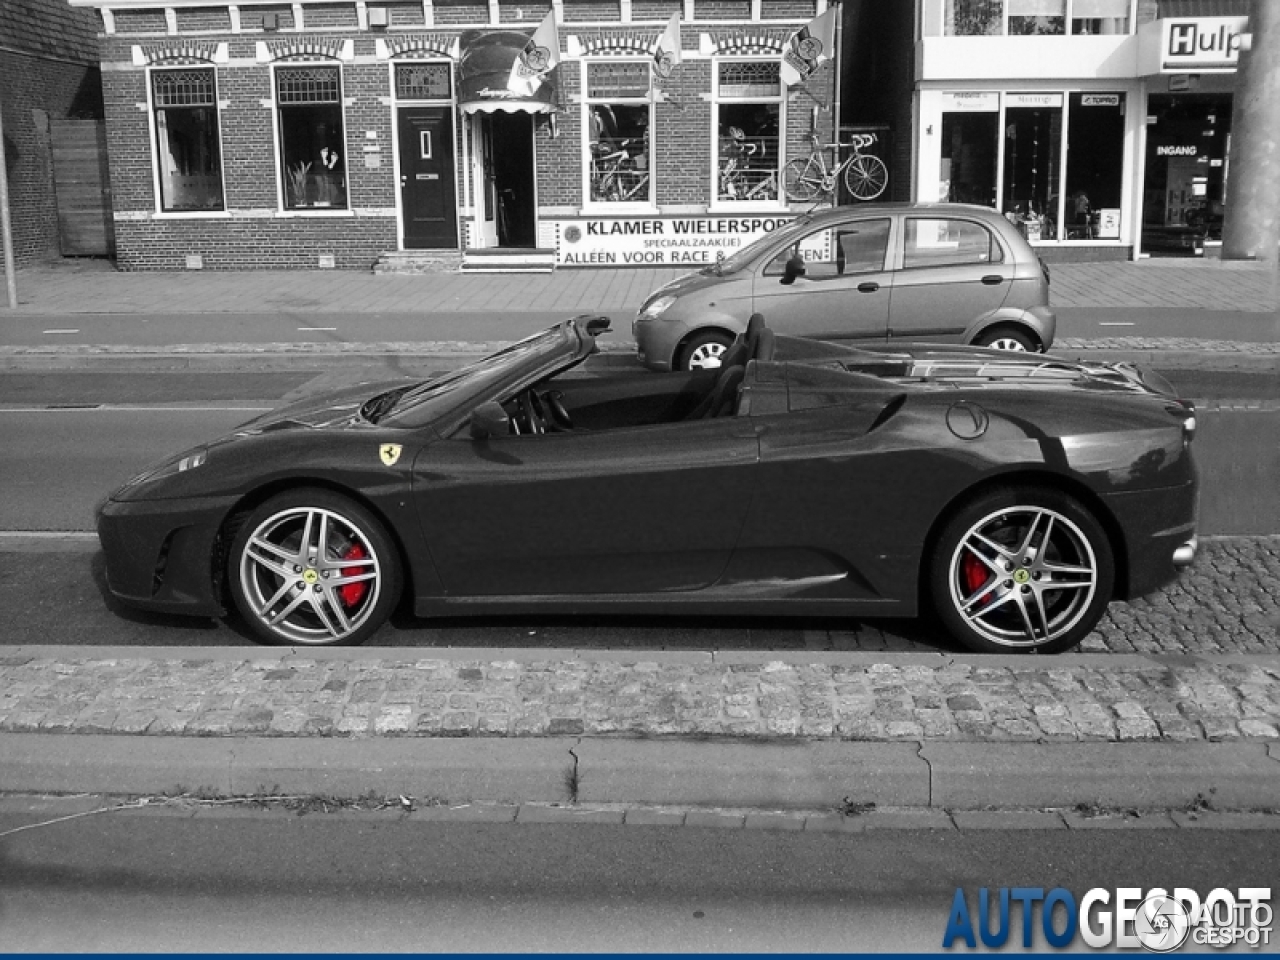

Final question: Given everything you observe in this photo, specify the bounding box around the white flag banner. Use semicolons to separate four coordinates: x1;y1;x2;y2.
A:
652;13;682;82
507;10;561;96
780;6;836;87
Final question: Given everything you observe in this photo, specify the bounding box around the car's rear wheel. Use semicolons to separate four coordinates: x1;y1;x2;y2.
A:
228;488;400;646
973;326;1037;352
929;487;1113;654
679;331;734;371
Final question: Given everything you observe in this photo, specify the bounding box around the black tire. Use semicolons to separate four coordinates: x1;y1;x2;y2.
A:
783;158;823;202
843;154;888;201
678;330;735;371
973;326;1038;352
228;488;401;647
929;486;1114;654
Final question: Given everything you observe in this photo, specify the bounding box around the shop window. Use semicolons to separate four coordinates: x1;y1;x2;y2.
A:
1071;0;1129;34
395;63;452;100
276;65;347;210
1008;0;1065;35
714;61;781;204
151;68;225;212
1001;101;1062;240
585;62;652;204
1062;92;1125;239
941;112;998;206
903;218;1003;268
945;0;1003;35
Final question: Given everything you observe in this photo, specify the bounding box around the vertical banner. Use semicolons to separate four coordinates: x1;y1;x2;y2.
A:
651;12;682;95
507;10;561;96
780;6;837;87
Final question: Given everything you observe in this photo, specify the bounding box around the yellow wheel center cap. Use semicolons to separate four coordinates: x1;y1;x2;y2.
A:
302;569;319;585
1013;568;1031;585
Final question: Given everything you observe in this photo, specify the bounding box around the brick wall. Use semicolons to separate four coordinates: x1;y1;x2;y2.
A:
0;0;104;270
91;0;833;270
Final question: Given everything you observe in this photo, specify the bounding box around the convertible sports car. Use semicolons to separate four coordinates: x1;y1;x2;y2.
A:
97;315;1199;654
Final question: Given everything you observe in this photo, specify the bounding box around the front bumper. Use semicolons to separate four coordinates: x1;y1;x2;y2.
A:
632;314;685;372
97;494;238;617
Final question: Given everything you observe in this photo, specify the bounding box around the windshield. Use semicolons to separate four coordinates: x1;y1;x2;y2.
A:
711;214;815;274
381;326;570;427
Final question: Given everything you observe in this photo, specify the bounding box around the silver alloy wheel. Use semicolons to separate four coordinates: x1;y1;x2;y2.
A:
987;337;1029;351
947;505;1098;648
687;341;728;369
237;505;382;645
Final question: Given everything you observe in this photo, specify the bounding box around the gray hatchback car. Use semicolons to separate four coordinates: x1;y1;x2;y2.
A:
634;203;1056;371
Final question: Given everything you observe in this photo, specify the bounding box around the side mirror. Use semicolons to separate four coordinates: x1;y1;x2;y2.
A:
781;254;806;286
470;400;510;440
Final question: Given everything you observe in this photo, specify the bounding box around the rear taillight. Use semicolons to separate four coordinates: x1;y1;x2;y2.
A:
1039;257;1051;286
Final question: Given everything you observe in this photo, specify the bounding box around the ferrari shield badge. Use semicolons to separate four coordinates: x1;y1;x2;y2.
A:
379;443;402;467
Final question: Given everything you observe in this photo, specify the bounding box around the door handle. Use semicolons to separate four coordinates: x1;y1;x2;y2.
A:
857;282;880;293
981;274;1005;285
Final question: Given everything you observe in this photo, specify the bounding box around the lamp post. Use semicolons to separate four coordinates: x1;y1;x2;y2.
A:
0;97;17;308
1222;0;1280;262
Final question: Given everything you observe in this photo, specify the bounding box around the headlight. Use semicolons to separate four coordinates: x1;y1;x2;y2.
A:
120;447;208;491
639;295;677;319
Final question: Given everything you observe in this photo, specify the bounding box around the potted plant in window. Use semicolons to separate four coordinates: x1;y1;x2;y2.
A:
286;161;312;207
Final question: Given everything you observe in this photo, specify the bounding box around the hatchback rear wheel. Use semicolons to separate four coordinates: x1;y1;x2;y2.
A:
974;326;1037;352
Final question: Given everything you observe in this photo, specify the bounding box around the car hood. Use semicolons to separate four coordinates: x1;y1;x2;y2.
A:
640;268;730;307
230;379;404;436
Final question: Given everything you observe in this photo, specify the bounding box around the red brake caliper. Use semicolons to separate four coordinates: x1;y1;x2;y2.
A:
339;544;367;608
961;552;991;606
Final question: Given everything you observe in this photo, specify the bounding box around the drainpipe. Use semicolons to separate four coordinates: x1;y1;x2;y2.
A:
1221;0;1280;263
0;97;17;308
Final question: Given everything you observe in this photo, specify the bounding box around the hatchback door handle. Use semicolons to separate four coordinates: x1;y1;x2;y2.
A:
857;282;880;293
981;274;1005;285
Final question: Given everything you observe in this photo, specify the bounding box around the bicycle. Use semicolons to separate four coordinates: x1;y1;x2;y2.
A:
784;132;888;203
717;127;778;202
590;140;650;202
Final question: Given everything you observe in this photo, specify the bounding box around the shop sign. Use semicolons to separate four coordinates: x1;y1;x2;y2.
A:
553;216;793;266
1080;94;1120;107
941;92;999;113
1161;17;1248;72
1156;144;1198;157
1097;209;1121;239
1006;93;1063;109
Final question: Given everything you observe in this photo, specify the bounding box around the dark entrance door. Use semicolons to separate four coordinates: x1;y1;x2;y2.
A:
398;106;458;249
484;111;536;248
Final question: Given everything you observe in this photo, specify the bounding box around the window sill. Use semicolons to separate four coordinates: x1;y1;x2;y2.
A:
155;210;231;219
276;208;356;218
708;201;790;214
579;203;660;216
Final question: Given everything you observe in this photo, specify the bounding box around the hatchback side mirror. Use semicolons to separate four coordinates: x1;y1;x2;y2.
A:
781;254;806;286
470;400;510;439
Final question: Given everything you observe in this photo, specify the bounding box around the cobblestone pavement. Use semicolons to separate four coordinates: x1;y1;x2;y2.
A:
1;538;1274;745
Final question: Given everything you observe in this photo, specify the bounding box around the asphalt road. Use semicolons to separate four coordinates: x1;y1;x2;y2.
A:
1;807;1276;952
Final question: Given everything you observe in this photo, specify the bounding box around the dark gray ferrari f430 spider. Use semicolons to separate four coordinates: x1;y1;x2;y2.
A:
98;314;1198;654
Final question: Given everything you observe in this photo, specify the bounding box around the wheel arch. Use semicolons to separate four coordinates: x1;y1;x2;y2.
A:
964;313;1046;352
917;469;1130;610
213;476;419;612
673;324;739;369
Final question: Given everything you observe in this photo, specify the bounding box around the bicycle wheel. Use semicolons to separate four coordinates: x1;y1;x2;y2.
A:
843;154;888;201
784;158;824;202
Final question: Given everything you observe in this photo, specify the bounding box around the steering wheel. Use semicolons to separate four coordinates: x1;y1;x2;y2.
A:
518;389;546;435
543;390;573;431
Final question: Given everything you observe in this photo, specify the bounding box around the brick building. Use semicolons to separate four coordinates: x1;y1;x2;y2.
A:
65;0;842;270
1;0;106;268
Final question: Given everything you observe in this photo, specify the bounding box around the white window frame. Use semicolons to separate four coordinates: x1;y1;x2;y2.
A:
580;58;657;213
710;57;786;212
270;61;353;216
147;65;228;218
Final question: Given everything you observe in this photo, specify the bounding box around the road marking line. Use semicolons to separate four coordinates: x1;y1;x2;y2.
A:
0;530;97;540
299;326;338;332
42;329;81;334
1098;322;1136;326
0;405;274;413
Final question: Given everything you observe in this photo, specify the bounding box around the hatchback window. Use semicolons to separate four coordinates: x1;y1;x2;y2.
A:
763;218;890;279
902;218;1003;269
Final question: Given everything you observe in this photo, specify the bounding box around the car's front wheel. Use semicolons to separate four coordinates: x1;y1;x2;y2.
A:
679;330;734;371
228;488;401;646
973;326;1037;352
929;487;1114;654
